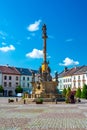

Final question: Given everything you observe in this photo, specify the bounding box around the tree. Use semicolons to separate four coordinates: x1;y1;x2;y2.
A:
81;84;87;99
75;87;81;98
0;85;4;93
62;87;67;97
66;87;71;103
15;86;23;94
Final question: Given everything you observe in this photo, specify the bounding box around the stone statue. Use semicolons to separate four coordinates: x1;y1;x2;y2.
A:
55;71;58;81
32;71;35;82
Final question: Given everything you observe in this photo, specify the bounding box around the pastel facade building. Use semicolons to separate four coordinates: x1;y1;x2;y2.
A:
16;68;38;94
0;71;2;85
16;68;32;93
0;66;20;96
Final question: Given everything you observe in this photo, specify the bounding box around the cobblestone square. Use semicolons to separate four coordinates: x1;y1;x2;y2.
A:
0;98;87;130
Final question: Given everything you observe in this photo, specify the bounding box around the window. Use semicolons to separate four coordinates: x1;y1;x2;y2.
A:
23;77;25;80
60;80;62;83
27;83;29;87
27;77;29;81
68;84;70;87
83;75;85;79
16;82;18;86
4;76;7;80
78;76;80;80
74;82;76;87
9;76;12;80
63;79;65;82
78;82;80;87
16;76;18;80
70;84;71;87
9;82;12;87
4;82;7;87
23;83;25;87
70;78;72;82
74;76;76;80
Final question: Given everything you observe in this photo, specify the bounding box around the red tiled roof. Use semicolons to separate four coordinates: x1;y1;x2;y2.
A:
73;66;87;75
59;66;83;77
65;67;81;76
0;66;20;75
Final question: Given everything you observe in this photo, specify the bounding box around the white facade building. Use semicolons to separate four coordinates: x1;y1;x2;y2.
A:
72;66;87;90
58;66;86;91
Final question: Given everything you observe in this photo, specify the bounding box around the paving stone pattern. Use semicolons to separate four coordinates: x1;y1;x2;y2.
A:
0;98;87;130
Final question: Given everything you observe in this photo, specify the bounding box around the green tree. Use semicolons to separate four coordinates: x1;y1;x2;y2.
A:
75;87;81;98
15;86;23;94
62;87;67;97
0;85;4;93
81;84;87;99
66;87;71;103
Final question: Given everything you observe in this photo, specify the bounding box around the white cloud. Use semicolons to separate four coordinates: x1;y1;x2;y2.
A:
26;48;43;58
65;38;73;42
0;45;15;52
27;20;41;32
59;57;79;66
0;31;7;39
1;42;6;45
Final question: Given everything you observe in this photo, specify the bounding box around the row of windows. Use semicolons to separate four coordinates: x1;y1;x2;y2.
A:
4;82;19;87
60;78;72;83
73;75;86;80
73;82;84;87
4;82;30;87
22;83;30;87
22;77;29;81
4;76;30;81
60;84;71;89
4;76;19;80
60;75;87;83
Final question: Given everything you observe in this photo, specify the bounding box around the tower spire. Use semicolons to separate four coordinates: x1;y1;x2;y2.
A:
42;24;48;63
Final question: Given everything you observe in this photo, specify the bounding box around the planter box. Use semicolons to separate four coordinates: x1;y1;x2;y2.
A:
36;101;43;104
8;99;14;103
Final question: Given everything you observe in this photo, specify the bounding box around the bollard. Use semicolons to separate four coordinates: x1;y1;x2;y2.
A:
24;99;26;104
56;98;57;104
16;98;18;102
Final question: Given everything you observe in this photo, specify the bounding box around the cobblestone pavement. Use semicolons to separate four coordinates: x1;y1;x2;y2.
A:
0;98;87;130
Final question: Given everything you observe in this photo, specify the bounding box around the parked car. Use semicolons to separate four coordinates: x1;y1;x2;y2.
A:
16;93;23;97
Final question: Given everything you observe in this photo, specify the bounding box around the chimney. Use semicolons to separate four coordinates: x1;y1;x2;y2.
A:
64;67;68;72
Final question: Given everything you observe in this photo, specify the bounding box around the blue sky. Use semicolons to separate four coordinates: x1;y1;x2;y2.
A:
0;0;87;75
